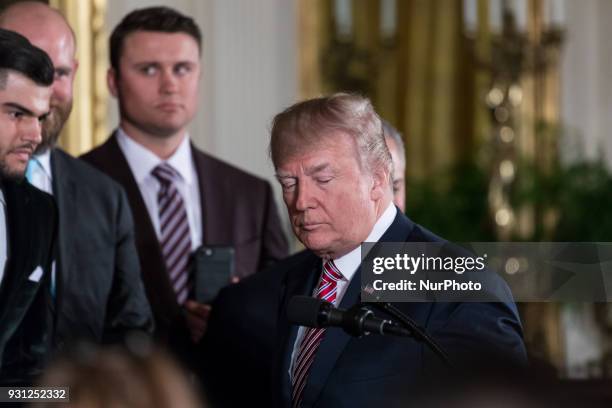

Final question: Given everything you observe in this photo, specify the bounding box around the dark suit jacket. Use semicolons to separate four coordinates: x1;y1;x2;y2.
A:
274;211;527;408
81;134;288;354
0;179;56;385
50;148;153;348
199;259;297;407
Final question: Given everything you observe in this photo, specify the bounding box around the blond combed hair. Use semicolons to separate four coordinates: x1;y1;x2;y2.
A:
270;93;393;181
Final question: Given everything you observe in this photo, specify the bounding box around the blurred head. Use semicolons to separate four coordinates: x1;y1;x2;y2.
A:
382;120;406;212
0;28;53;181
0;1;78;154
270;93;393;259
36;346;203;408
108;7;202;142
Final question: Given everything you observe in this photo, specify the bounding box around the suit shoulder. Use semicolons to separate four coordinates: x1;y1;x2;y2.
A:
54;149;126;195
79;138;114;168
407;220;446;243
264;249;313;274
215;250;309;301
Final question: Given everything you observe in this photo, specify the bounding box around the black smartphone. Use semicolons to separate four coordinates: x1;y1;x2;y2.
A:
192;245;235;303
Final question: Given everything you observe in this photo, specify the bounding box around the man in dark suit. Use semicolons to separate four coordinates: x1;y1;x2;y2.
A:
0;28;56;385
267;94;527;407
0;2;154;349
200;264;289;407
81;7;288;359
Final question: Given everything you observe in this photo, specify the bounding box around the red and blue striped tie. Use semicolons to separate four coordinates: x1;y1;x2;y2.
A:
291;260;344;408
152;163;192;305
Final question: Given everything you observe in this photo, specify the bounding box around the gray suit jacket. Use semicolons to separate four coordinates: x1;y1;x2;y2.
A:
50;148;153;347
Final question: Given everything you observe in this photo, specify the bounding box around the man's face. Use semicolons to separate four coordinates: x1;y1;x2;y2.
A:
0;20;78;154
276;132;384;259
109;31;201;139
0;72;51;180
386;137;406;212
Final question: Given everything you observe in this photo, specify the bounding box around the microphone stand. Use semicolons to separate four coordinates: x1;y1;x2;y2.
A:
361;302;454;369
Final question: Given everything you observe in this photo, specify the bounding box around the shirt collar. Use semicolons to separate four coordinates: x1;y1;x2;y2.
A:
328;202;397;282
0;188;4;207
116;127;194;185
31;149;52;181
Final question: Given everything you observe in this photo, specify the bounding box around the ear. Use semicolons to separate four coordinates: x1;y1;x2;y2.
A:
107;68;118;98
370;166;390;201
72;58;79;76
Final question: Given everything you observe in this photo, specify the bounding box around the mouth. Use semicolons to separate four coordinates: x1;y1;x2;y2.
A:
300;223;325;232
9;147;34;162
156;103;182;112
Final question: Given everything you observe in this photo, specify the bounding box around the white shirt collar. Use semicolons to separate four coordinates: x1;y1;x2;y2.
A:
0;188;4;207
31;149;52;181
116;127;194;185
329;202;397;282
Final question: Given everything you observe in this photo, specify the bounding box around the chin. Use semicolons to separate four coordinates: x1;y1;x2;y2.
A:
0;168;25;182
299;234;333;255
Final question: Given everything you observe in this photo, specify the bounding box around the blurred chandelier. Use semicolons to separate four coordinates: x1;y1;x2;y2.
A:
463;0;566;239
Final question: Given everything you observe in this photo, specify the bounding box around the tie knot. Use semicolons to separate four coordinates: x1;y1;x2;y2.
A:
322;260;343;283
152;163;178;185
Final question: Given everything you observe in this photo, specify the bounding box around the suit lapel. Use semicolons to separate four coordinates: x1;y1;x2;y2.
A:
278;252;319;407
190;146;209;243
0;181;33;341
50;150;77;312
100;135;181;316
300;271;359;407
300;209;415;406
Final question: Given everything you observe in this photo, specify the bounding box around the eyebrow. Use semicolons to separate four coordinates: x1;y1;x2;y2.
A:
305;163;331;176
2;102;48;118
276;163;332;179
133;60;197;66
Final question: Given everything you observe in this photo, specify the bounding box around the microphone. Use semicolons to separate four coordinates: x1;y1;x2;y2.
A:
287;296;411;337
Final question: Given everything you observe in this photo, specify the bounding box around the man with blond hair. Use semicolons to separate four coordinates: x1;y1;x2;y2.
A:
268;93;526;407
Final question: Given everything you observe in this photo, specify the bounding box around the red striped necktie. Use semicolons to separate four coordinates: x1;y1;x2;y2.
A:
291;260;344;408
152;163;192;305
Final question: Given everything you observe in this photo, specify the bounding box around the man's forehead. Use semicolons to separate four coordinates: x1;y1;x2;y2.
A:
121;31;200;63
0;7;74;44
278;132;357;164
124;30;198;48
0;71;50;111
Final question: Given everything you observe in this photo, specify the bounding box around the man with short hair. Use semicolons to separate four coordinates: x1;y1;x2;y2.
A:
0;2;153;349
81;6;288;359
0;27;55;385
382;120;406;212
268;93;527;407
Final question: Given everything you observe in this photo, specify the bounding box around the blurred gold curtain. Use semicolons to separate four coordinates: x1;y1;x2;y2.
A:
298;0;479;181
50;0;107;156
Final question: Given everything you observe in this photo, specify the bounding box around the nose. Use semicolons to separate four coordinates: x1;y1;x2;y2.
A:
21;118;42;146
294;180;316;212
160;68;179;94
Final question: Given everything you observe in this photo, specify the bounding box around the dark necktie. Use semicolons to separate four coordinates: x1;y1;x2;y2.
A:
152;163;192;305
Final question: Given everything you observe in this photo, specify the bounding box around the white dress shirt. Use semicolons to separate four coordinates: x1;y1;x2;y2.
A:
26;150;53;194
116;128;202;250
0;188;7;285
289;203;397;378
